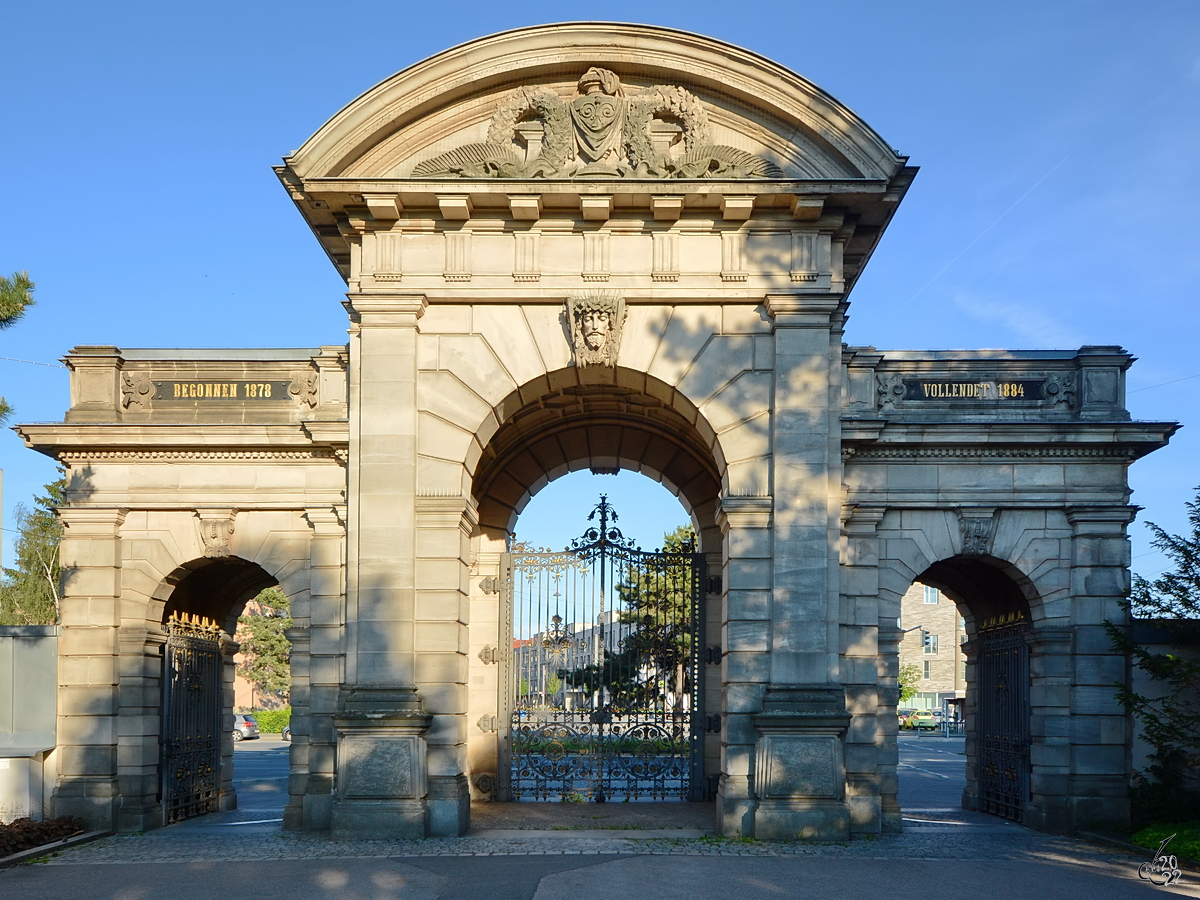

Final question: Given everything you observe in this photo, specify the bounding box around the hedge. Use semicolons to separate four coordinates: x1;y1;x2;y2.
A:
1132;820;1200;863
246;708;291;733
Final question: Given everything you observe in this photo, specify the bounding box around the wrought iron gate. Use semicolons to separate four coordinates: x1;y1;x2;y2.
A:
977;614;1030;822
161;612;223;824
498;496;704;802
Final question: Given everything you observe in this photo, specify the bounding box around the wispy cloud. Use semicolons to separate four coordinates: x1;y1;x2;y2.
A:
951;294;1082;348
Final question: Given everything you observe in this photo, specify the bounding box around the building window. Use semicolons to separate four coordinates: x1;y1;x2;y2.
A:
962;661;967;680
923;585;939;604
923;632;939;655
923;660;931;679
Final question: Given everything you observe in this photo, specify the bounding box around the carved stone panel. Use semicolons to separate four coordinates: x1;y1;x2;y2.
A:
338;735;424;800
755;735;842;800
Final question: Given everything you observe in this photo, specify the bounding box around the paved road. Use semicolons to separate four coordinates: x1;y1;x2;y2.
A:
3;732;1194;898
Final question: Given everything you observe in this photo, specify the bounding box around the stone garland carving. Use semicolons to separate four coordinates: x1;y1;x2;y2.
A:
121;373;153;409
412;67;783;180
877;373;906;411
289;371;318;408
566;292;625;368
1042;371;1076;409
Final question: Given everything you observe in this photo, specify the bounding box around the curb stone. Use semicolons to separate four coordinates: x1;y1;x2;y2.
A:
0;830;112;869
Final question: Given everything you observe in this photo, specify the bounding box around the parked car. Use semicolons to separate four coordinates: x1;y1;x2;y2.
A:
281;725;291;741
232;713;260;741
897;708;917;728
905;710;937;730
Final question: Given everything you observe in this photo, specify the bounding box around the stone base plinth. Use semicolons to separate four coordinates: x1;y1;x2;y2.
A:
751;686;851;841
427;774;470;837
754;798;850;840
329;687;432;839
716;774;755;837
330;799;427;838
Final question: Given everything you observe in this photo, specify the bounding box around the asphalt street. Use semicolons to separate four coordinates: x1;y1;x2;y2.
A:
2;733;1193;899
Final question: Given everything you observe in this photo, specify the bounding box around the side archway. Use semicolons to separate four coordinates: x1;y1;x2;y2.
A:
916;556;1035;821
156;557;279;825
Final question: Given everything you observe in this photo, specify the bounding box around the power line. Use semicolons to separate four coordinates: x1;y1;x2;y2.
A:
897;156;1071;310
1129;373;1200;394
0;356;66;369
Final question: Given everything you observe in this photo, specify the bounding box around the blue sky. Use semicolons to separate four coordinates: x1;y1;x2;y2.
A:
2;2;1198;576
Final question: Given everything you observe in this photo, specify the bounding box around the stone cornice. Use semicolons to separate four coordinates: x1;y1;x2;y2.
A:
54;449;344;464
841;421;1177;462
845;445;1141;462
17;423;344;460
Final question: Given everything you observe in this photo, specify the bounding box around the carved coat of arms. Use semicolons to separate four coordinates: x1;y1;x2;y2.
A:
413;67;782;180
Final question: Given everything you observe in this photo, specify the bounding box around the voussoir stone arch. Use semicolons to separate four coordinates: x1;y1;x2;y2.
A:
876;507;1063;626
414;303;775;510
468;367;728;538
121;509;316;632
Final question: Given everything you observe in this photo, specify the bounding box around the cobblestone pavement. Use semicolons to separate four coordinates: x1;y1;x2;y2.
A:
9;735;1195;899
23;819;1149;867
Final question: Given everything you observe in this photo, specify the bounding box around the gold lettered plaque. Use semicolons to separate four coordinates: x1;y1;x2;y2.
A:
152;381;292;403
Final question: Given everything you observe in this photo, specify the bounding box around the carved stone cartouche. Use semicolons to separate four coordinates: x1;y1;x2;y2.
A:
412;68;783;180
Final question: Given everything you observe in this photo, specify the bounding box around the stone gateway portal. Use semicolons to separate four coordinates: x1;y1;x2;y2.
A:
19;24;1176;840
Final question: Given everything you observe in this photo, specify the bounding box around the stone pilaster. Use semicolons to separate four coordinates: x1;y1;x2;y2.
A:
1062;505;1138;831
344;292;426;687
414;495;476;836
764;292;845;686
333;292;432;836
840;505;887;835
54;507;127;831
715;496;772;837
753;293;850;840
283;506;346;831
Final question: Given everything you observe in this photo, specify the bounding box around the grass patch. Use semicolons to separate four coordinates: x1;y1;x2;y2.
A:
1131;821;1200;862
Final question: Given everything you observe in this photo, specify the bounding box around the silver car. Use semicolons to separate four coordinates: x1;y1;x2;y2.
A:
232;713;260;741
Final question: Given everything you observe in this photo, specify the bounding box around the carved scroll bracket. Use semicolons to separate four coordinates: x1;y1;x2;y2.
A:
195;509;238;558
957;509;995;557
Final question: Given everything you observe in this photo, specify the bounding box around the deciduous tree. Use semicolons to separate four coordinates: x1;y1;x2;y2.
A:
236;586;292;703
0;475;63;625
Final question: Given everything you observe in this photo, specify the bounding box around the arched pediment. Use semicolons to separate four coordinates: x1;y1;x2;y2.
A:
286;23;906;182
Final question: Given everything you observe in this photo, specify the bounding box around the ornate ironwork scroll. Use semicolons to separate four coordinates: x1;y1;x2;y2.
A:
977;615;1030;822
161;612;223;824
498;496;703;802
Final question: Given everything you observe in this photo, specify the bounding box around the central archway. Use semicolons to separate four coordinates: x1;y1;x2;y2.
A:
464;368;731;810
